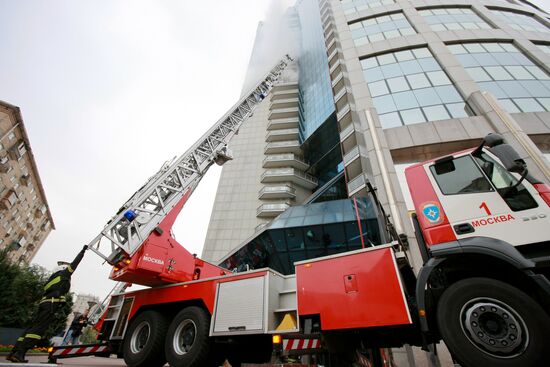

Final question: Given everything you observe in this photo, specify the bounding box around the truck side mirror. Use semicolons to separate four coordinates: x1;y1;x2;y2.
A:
474;133;527;175
489;144;527;174
433;156;455;175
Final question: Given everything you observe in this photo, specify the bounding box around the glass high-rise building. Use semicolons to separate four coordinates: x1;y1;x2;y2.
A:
203;1;549;363
203;0;550;265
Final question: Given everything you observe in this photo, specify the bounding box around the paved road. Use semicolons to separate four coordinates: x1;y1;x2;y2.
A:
1;354;128;366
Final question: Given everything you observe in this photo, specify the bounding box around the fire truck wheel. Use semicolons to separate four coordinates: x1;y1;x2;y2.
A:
122;310;169;367
437;277;550;367
165;306;216;367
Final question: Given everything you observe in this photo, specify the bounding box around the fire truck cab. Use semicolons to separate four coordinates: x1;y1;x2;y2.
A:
407;133;550;367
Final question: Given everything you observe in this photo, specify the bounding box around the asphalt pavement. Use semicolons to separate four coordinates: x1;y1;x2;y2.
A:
1;354;128;366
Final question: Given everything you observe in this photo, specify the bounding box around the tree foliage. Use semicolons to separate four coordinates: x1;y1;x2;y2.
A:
0;249;73;341
79;326;99;344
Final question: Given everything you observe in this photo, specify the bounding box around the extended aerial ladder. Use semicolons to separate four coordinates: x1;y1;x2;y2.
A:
85;56;292;286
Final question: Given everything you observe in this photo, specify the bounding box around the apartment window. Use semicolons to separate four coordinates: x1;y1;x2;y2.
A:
418;8;493;31
341;0;395;15
449;42;550;113
491;9;549;33
8;132;15;141
362;47;471;128
349;12;415;45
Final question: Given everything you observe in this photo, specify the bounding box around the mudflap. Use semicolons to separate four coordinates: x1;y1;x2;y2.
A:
47;343;111;363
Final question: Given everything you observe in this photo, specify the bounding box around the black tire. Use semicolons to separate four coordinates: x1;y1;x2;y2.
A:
165;306;219;367
122;310;169;367
437;277;550;367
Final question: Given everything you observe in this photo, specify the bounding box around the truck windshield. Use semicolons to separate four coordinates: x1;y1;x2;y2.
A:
429;155;493;195
473;152;538;212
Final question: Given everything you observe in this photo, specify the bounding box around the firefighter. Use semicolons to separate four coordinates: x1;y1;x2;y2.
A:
6;245;88;363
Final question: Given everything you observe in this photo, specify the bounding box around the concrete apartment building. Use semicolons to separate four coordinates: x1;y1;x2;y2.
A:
202;0;550;364
0;101;54;264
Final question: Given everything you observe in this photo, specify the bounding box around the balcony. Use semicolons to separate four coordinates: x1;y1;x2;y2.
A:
8;140;27;160
270;97;299;111
264;140;301;155
343;145;361;166
262;154;309;170
35;205;47;218
256;202;291;218
258;185;296;200
267;117;299;131
339;122;356;143
41;220;51;232
265;128;299;142
20;174;30;186
268;107;299;121
0;156;9;173
347;173;368;197
271;83;298;94
261;168;318;189
271;89;299;100
0;190;17;210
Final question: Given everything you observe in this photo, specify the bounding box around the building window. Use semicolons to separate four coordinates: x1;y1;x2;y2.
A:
7;132;15;141
490;9;549;33
349;12;416;45
418;8;493;31
362;47;471;128
449;42;550;113
341;0;395;15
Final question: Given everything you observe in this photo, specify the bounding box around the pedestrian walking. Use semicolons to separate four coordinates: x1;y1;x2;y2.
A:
6;245;88;363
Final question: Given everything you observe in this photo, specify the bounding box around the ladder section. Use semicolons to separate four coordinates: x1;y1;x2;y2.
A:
87;56;292;264
88;282;128;325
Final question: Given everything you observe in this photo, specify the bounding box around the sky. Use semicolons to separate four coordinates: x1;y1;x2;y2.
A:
0;0;294;299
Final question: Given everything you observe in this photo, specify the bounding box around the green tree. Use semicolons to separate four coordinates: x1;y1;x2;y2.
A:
79;326;99;344
0;249;73;342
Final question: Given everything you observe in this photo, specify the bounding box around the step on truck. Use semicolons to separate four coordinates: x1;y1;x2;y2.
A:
49;56;550;366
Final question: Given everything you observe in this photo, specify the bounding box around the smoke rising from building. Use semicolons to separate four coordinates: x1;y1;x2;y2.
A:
241;0;300;94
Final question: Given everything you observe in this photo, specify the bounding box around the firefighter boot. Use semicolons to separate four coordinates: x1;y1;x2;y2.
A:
6;350;28;363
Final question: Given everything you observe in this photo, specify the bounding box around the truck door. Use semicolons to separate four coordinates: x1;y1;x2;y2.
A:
426;151;548;247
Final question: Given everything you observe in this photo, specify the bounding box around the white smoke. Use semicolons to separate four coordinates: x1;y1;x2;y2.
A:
241;0;301;94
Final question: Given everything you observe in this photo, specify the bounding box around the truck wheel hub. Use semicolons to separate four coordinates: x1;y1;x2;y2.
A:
462;298;528;357
130;321;151;354
173;319;197;355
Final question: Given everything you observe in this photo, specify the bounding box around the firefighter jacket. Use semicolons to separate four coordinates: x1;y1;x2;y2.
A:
42;247;86;301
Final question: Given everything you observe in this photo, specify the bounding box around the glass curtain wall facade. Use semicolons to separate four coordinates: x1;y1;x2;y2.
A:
218;197;381;274
296;0;336;140
350;12;416;46
419;7;493;31
449;42;550;112
362;47;471;128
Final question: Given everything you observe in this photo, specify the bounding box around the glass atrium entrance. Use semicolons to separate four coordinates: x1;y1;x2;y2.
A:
218;197;383;275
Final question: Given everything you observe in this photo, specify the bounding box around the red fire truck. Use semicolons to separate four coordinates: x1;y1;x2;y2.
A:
49;58;550;367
